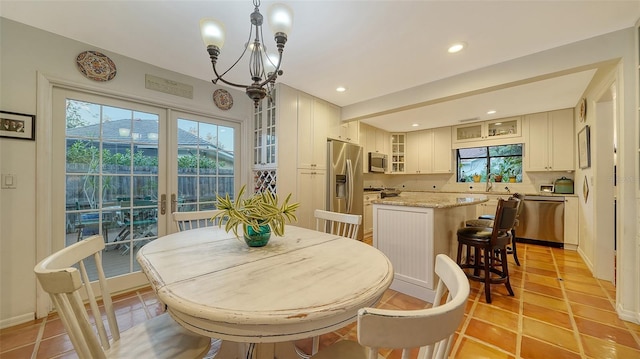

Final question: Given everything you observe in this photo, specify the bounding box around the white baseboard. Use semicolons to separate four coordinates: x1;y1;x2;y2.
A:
0;312;35;330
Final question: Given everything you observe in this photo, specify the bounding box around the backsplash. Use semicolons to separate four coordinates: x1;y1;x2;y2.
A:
364;171;574;194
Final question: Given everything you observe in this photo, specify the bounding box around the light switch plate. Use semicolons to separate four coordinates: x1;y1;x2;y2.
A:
1;174;16;189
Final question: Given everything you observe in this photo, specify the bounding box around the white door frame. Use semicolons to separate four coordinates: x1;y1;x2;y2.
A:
35;72;248;318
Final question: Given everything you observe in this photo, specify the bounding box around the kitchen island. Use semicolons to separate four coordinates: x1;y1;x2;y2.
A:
373;192;488;302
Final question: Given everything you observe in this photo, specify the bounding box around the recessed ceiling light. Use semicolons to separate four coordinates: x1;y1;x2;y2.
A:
487;110;497;115
448;42;466;53
411;123;419;127
336;86;346;92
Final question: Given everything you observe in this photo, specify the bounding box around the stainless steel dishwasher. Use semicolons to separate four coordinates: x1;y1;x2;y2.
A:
514;195;564;247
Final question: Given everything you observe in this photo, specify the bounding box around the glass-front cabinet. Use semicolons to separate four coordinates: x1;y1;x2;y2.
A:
253;89;277;168
391;133;405;173
453;117;521;144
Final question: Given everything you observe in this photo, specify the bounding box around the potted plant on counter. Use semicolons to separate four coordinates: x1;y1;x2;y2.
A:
212;185;300;247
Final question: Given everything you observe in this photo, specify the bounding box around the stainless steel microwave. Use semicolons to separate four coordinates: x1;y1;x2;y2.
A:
368;152;387;173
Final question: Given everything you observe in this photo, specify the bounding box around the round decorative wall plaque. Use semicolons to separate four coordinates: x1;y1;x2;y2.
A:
76;51;117;82
579;97;587;122
213;89;234;110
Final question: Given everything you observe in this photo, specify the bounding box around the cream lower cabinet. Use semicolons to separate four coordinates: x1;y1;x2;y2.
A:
525;108;574;171
564;196;579;249
296;169;326;230
363;192;381;236
476;195;499;218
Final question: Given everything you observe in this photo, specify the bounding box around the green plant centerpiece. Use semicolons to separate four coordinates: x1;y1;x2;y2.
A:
212;185;300;247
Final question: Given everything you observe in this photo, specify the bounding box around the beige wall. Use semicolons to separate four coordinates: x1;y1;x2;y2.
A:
0;18;252;328
1;17;638;327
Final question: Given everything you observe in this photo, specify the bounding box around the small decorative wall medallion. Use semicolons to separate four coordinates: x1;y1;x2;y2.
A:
579;97;587;122
213;89;234;110
76;51;117;82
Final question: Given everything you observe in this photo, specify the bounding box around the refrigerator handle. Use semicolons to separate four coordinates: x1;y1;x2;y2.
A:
346;159;353;213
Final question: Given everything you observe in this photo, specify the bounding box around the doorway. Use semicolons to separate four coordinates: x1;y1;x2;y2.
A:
592;83;617;283
50;89;242;293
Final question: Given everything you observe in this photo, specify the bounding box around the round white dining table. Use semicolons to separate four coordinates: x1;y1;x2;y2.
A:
136;225;393;356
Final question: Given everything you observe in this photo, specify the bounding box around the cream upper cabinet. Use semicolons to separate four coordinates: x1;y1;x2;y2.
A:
361;124;390;173
524;108;574;171
375;128;390;156
343;121;360;144
432;126;452;173
405;127;452;174
297;94;331;170
329;115;359;144
405;130;432;174
452;117;522;148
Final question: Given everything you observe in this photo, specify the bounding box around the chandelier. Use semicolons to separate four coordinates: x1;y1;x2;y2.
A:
200;0;293;107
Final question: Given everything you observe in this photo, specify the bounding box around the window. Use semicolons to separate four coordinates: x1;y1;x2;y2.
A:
457;144;522;182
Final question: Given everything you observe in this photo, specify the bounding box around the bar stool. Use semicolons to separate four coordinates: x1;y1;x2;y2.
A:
465;193;524;266
456;197;519;303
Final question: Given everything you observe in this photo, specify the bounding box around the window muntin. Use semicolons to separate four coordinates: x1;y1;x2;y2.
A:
457;144;522;182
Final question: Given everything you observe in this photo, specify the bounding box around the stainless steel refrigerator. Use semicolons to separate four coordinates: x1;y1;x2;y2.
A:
327;140;364;240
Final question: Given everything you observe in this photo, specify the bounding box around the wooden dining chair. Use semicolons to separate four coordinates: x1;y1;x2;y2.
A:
314;209;362;239
172;209;222;232
34;235;212;359
309;254;470;359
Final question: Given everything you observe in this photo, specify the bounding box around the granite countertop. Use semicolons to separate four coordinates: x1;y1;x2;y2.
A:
372;192;489;209
384;190;577;198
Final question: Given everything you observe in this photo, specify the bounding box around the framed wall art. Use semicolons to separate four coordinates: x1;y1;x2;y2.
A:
578;125;591;169
0;110;35;140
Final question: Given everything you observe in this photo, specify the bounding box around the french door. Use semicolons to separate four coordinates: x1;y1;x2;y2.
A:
53;88;168;291
166;111;240;234
52;88;241;292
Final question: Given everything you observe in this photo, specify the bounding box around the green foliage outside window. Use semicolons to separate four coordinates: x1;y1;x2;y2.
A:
458;144;522;183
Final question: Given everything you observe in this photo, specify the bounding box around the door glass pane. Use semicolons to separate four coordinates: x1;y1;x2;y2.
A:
176;118;235;212
65;99;159;278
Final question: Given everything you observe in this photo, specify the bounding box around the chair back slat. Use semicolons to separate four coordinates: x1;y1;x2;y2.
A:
172;210;223;232
314;209;362;240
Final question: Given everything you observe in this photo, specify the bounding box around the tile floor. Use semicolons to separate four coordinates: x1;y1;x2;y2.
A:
2;243;640;359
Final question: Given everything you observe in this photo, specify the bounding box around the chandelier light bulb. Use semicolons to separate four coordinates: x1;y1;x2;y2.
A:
200;18;226;48
201;1;293;107
268;3;293;35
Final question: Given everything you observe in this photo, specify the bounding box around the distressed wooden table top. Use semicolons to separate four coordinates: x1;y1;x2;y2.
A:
136;225;393;343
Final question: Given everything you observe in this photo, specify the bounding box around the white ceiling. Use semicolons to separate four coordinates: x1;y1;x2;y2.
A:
1;1;638;132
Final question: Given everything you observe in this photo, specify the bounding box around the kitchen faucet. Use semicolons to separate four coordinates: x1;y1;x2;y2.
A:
486;173;495;192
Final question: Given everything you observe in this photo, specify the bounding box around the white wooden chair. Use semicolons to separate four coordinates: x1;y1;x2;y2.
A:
34;235;212;359
172;209;222;232
314;209;362;239
293;209;364;358
310;254;470;359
